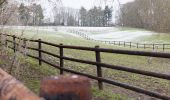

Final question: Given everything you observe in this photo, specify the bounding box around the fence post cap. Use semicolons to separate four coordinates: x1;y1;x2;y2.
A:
40;75;92;100
60;43;63;45
95;45;100;48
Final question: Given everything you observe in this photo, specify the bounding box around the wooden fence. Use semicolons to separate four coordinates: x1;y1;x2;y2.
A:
0;68;91;100
1;33;170;100
0;68;42;100
67;29;170;51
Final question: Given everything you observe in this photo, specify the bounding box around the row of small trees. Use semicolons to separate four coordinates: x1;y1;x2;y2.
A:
0;0;113;27
79;6;112;27
0;2;44;26
53;6;113;27
19;3;44;25
118;0;170;33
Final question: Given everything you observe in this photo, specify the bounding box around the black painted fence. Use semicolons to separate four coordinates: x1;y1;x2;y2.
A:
1;33;170;100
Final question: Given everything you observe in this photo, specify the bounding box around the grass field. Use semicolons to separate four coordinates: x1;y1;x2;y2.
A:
1;26;170;100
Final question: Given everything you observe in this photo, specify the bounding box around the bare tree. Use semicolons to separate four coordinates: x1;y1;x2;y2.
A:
118;0;170;33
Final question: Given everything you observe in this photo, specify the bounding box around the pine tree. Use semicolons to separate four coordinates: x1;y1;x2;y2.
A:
18;3;30;25
32;4;44;25
104;6;112;26
80;7;87;26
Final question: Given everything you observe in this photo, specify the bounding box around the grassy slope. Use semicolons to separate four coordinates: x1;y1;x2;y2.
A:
1;27;170;99
0;49;129;100
138;33;170;43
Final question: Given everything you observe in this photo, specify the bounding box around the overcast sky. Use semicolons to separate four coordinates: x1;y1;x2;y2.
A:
61;0;134;9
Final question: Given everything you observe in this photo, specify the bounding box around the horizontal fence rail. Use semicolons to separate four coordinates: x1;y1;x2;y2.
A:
0;68;92;100
0;68;41;100
1;33;170;100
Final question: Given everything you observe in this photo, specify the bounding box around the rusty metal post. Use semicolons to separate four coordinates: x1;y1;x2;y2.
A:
95;46;103;90
40;75;92;100
0;68;41;100
59;43;64;75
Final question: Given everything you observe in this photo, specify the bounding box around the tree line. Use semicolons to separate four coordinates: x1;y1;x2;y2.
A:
19;3;44;25
118;0;170;33
79;6;112;27
0;1;113;27
0;2;44;26
53;6;113;27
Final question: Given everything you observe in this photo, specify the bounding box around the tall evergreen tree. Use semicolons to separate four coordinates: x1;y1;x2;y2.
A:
80;7;87;26
32;4;44;25
79;6;113;27
104;6;112;26
19;3;30;25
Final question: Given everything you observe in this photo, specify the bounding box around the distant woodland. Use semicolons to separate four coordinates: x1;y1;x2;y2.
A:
118;0;170;33
53;6;112;27
0;1;113;27
1;0;170;33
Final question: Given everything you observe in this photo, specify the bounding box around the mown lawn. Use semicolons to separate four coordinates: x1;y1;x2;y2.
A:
1;27;170;100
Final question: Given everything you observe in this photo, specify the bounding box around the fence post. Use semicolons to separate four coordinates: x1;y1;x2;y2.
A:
163;44;165;51
0;68;41;100
13;35;16;52
40;75;92;100
137;43;139;48
153;44;155;50
95;46;103;90
38;39;42;66
124;42;125;47
23;38;27;48
144;44;146;49
119;41;120;46
5;35;7;47
0;33;2;44
23;38;27;55
130;42;132;48
60;43;64;75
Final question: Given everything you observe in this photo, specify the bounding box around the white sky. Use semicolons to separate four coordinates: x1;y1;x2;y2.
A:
61;0;134;9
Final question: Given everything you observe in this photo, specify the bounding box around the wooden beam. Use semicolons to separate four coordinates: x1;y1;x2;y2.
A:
0;68;42;100
40;75;92;100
